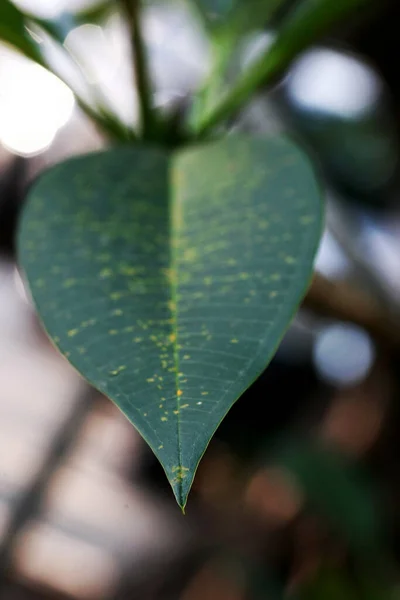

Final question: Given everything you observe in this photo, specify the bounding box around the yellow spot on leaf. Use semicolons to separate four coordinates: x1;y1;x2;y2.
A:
99;268;112;278
110;365;126;376
183;248;197;262
111;292;123;301
258;221;269;230
67;329;79;338
177;389;183;397
119;265;137;276
63;278;77;289
171;466;189;483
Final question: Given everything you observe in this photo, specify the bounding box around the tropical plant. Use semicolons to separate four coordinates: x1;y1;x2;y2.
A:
0;0;372;510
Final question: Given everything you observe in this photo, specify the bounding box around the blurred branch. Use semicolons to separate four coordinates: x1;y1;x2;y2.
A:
0;385;96;576
47;66;133;142
303;273;400;349
29;19;135;142
121;0;155;138
326;201;399;316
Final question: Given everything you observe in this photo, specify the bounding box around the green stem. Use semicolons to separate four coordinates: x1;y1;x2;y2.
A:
121;0;155;138
31;17;135;142
44;58;133;142
191;0;288;126
190;0;375;137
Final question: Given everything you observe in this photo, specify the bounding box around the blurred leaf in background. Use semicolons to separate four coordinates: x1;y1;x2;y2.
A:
0;0;43;62
270;439;383;555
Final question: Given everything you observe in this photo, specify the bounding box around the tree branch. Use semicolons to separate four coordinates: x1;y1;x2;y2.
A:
303;273;400;350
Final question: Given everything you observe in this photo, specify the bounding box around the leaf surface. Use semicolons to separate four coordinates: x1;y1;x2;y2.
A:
193;0;283;34
18;136;323;508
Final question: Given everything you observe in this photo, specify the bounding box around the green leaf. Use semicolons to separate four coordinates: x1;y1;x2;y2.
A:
192;0;283;36
194;0;285;120
0;0;43;62
217;0;285;38
191;0;374;136
272;440;382;554
18;136;323;509
297;568;360;600
191;0;234;29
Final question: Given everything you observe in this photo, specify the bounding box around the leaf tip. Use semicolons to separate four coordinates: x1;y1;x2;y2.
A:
170;467;194;513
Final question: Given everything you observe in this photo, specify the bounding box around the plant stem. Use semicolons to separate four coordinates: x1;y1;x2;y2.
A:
121;0;155;138
45;60;134;142
190;0;374;137
31;19;135;142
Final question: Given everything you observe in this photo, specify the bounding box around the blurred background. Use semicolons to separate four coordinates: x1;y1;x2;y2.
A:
1;0;400;597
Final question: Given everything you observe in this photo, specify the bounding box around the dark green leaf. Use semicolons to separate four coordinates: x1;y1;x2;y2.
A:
191;0;374;135
195;0;286;118
18;136;323;508
193;0;284;34
192;0;234;28
272;440;382;553
0;0;42;62
297;568;359;600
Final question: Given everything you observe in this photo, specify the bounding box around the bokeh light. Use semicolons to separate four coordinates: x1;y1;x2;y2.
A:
313;323;375;387
0;50;74;156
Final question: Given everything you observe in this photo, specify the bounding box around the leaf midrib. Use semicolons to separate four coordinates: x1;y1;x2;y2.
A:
170;161;184;507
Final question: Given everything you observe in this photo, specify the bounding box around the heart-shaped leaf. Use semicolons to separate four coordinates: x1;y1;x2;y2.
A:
18;136;323;508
